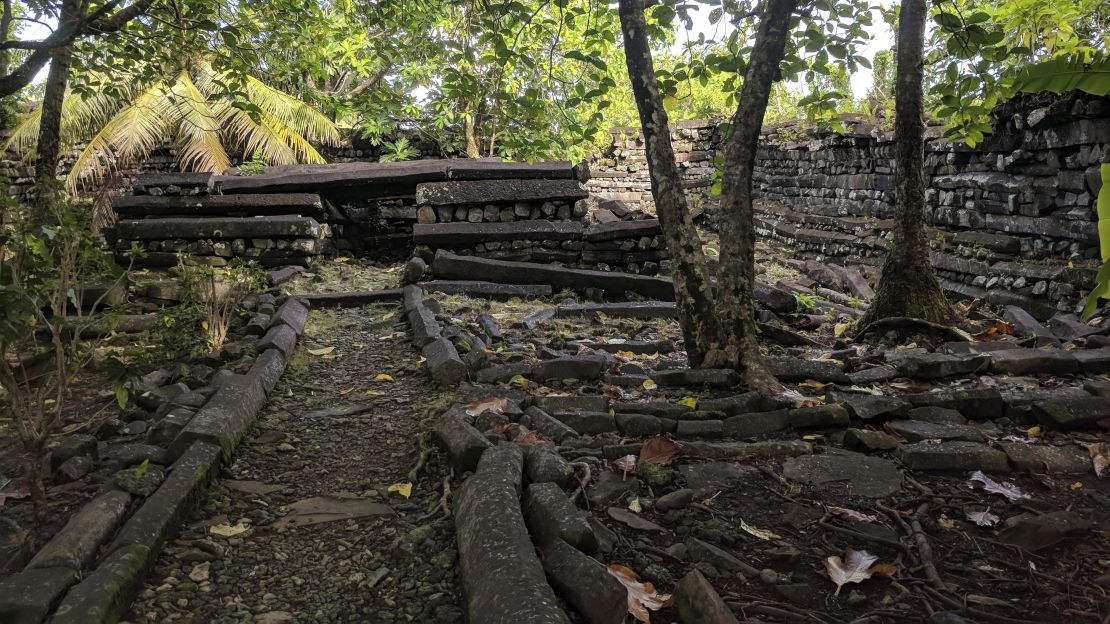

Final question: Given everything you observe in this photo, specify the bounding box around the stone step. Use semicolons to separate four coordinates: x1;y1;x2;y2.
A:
114;216;324;241
112;193;323;218
416;178;588;205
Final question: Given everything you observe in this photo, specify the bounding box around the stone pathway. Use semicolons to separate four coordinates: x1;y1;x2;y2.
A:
125;303;463;624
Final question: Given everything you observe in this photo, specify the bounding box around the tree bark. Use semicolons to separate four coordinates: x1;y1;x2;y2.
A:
32;0;79;225
860;0;954;327
617;0;723;368
0;0;12;80
712;0;799;386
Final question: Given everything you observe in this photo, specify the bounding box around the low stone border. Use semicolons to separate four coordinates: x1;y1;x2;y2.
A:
0;296;309;624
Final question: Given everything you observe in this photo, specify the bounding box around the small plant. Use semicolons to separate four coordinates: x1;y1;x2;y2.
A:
793;291;818;311
173;259;265;352
0;185;132;521
238;149;268;176
379;137;421;163
1082;163;1109;320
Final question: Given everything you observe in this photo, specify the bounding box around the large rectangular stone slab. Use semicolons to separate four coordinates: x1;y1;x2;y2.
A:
112;193;323;218
168;376;267;459
109;441;221;555
556;301;677;319
896;441;1009;472
50;544;151;624
416;178;588;205
28;490;131;570
132;172;213;194
540;538;626;624
214;160;449;199
431;250;675;300
114;216;323;241
523;483;598;553
446;159;576;181
0;567;78;624
582;219;661;242
988;348;1078;376
413;220;583;246
1032;396;1110;429
422;280;553;299
455;445;565;624
298;289;404;308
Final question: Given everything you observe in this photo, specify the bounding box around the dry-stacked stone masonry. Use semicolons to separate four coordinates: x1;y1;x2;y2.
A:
587;91;1109;317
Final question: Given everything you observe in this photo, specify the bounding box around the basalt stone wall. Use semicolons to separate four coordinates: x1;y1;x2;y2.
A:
586;91;1109;317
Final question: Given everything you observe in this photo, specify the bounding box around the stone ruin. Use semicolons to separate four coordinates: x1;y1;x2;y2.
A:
590;91;1109;318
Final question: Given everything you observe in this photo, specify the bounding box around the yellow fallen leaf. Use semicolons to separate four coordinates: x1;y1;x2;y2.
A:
335;256;350;262
387;482;412;498
339;387;353;395
834;322;850;337
938;516;956;529
209;522;250;537
509;374;529;388
351;342;365;349
1026;425;1042;438
799;379;827;391
642;379;657;390
308;346;335;356
615;350;638;359
365;390;384;397
374;373;394;382
740;519;781;540
597;311;608;321
678;396;698;409
201;320;209;331
628;497;642;513
1071;481;1084;490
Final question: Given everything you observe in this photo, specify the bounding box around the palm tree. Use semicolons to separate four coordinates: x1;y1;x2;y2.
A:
5;58;340;204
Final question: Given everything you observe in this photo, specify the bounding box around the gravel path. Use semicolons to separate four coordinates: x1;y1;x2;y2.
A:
126;302;463;624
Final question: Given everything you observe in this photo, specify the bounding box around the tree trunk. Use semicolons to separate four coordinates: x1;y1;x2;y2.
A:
31;41;73;225
712;0;799;387
0;0;12;80
617;0;723;368
463;109;479;158
860;0;954;327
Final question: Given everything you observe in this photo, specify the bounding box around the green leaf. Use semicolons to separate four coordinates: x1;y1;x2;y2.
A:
115;385;129;409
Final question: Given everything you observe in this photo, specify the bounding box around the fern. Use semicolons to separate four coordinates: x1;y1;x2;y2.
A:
1013;55;1110;97
1082;163;1110;320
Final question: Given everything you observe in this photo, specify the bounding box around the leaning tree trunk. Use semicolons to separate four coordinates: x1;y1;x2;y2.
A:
712;0;799;387
860;0;953;326
32;34;75;226
617;0;723;367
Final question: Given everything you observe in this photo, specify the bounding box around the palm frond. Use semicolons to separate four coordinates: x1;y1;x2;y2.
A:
3;90;123;159
243;75;342;146
216;100;299;165
66;82;174;192
165;70;231;174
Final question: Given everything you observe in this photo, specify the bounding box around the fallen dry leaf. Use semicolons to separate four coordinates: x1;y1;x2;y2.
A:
601;383;626;400
1084;442;1108;477
889;381;931;393
521;431;555;445
307;346;335;356
823;549;897;595
613;454;637;479
465;396;509;417
740;519;781;540
374;373;394;382
606;563;673;622
677;396;698;409
189;562;210;582
966;508;1001;527
639;436;680;465
209;522;251;537
827;506;879;523
641;378;657;390
387;482;412;498
972;321;1015;342
968;471;1029;502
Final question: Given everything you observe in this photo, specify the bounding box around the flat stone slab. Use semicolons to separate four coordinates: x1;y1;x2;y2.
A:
446;159;578;181
652;368;741;388
897;441;1010;472
904;389;1004;420
988;348;1079;376
894;352;990;379
1031;396;1110;429
782;453;903;498
887;420;985;442
1074;347;1110;373
28;490;131;570
422;280;553;299
0;567;78;624
431;250;674;300
132;172;213;194
999;442;1092;473
679;440;812;460
416;178;588;205
764;357;850;383
214;160;450;199
298;289;403;308
114;215;324;240
556;301;677;319
582;219;661;242
413;220;583;246
112;192;323;218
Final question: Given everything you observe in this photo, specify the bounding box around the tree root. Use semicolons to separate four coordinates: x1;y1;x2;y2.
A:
568;461;592;506
420;468;453;521
853;316;969;343
407;435;434;482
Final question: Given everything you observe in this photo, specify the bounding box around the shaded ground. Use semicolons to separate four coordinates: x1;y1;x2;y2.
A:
125;302;462;623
